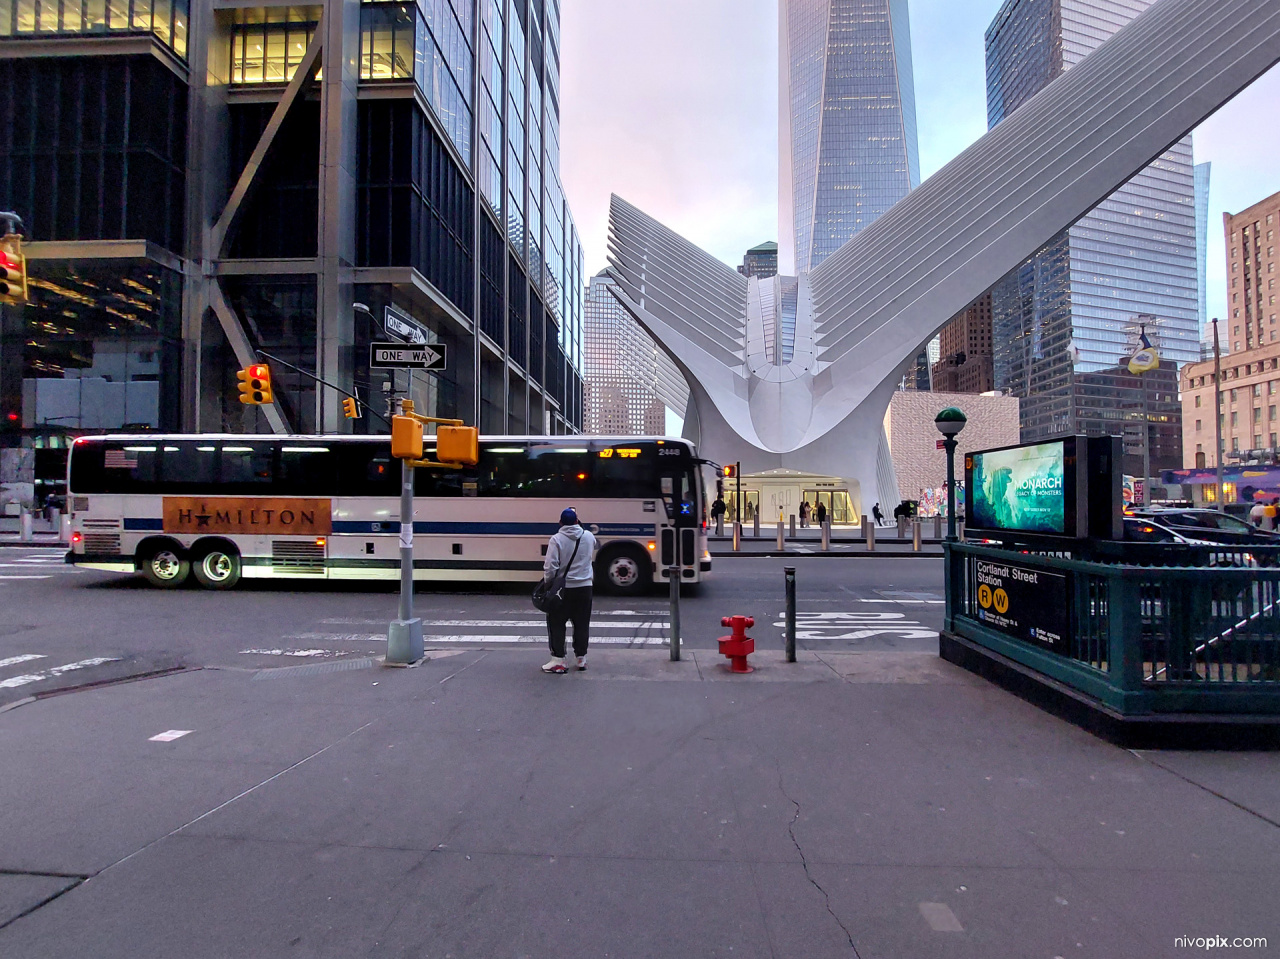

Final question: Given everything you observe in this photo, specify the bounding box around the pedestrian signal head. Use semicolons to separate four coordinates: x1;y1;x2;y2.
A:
436;425;479;466
723;464;735;478
236;364;273;405
391;415;424;460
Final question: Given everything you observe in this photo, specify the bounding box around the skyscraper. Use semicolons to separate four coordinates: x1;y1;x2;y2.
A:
0;0;584;446
738;242;779;279
986;0;1200;476
778;0;920;275
582;273;689;436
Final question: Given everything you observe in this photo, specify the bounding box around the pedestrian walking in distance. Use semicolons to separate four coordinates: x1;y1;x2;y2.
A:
541;507;598;674
816;501;827;526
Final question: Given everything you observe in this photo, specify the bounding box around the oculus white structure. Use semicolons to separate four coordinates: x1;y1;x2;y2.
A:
607;0;1280;515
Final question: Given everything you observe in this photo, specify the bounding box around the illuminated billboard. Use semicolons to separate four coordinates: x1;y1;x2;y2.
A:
966;437;1086;538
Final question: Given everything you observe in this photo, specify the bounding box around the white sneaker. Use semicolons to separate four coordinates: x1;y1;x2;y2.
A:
541;657;567;674
576;656;587;672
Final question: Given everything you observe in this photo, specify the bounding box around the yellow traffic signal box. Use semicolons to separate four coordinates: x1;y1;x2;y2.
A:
0;236;27;305
236;364;273;405
436;425;479;466
391;415;424;460
342;396;359;418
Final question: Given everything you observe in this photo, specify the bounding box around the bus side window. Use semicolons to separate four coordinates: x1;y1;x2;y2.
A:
277;447;337;496
220;445;274;490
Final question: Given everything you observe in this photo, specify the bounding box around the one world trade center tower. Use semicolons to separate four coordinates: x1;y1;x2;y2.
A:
779;0;921;275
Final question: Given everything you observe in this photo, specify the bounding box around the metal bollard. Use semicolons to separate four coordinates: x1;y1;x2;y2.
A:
867;521;876;552
668;565;681;661
784;566;797;663
716;515;724;536
821;520;831;551
776;521;784;551
790;514;796;538
19;511;33;543
59;513;72;544
753;511;760;538
732;521;741;551
913;520;922;551
897;515;907;538
933;514;942;540
958;520;966;542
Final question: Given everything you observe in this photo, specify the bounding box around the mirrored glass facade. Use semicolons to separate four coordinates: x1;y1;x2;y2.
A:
986;0;1199;474
781;0;919;273
0;0;585;462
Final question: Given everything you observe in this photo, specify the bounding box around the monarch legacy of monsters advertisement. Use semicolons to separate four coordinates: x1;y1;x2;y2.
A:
970;442;1066;535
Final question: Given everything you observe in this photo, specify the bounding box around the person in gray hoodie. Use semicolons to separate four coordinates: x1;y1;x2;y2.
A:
541;507;599;674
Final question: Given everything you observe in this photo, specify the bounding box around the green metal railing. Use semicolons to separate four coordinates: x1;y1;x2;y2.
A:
945;543;1280;717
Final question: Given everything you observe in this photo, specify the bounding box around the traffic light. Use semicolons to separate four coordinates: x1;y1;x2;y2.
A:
723;464;736;478
0;238;27;305
390;414;424;460
342;396;359;419
236;364;273;405
436;425;479;466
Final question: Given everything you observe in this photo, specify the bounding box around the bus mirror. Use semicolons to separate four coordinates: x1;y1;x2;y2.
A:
436;426;479;466
391;416;424;460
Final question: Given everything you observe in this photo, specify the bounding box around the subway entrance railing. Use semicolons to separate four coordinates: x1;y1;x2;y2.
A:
942;542;1280;724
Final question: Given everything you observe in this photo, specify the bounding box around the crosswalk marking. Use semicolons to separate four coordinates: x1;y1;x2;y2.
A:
0;656;122;689
0;654;47;669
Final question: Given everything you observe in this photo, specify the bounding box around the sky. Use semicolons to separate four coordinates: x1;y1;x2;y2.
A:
559;0;1280;333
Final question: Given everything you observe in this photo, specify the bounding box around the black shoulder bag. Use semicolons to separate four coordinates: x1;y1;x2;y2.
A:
532;535;582;614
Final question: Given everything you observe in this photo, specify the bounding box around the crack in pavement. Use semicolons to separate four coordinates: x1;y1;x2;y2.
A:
774;760;862;956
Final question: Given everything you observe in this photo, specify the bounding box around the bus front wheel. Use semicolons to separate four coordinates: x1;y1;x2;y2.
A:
193;545;242;590
140;546;190;589
598;546;652;596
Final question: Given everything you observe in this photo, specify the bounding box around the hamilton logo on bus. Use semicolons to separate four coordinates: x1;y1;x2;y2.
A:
163;498;332;536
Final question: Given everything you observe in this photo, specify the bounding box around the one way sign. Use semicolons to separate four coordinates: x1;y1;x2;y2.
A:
369;342;447;371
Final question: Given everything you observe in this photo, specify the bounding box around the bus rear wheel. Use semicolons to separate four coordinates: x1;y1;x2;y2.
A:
598;546;652;596
141;546;189;589
193;545;242;590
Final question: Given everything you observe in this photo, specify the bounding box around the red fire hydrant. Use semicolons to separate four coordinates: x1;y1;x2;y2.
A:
718;615;756;673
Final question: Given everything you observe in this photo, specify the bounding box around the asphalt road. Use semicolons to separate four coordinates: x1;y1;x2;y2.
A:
0;549;944;706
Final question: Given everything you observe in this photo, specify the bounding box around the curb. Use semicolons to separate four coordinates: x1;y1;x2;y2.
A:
0;540;65;549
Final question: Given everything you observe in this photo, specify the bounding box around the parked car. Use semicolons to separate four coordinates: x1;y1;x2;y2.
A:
1129;508;1280;546
1122;516;1258;567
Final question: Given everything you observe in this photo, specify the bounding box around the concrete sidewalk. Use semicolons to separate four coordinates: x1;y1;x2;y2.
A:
1;647;1277;958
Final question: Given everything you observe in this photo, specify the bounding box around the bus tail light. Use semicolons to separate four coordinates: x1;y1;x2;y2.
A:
315;537;327;548
71;531;82;546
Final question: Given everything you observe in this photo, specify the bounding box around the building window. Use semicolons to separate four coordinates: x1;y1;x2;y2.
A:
1195;394;1202;408
0;0;189;58
229;8;322;85
1195;419;1202;431
1231;411;1238;427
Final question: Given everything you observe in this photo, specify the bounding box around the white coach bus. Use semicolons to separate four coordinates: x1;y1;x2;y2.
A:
66;434;711;594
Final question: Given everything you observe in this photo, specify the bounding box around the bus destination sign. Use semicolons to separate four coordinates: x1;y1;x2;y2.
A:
163;498;332;536
369;342;447;371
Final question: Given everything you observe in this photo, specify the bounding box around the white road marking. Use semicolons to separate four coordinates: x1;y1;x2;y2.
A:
0;574;53;580
0;654;47;669
0;656;121;689
919;902;964;932
149;729;193;742
240;648;345;658
772;611;937;642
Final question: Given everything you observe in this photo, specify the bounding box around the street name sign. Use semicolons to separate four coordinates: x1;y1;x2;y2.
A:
369;342;447;371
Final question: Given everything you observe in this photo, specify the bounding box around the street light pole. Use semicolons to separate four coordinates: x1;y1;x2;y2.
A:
1213;317;1225;512
935;407;968;542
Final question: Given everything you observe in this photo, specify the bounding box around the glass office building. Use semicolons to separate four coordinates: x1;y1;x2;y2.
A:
986;0;1199;475
0;0;584;463
779;0;920;275
582;273;689;436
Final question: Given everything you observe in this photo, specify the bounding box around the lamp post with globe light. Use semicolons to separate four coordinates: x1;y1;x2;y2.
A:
935;408;967;542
